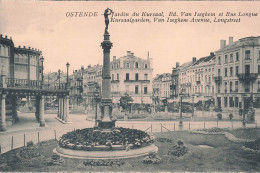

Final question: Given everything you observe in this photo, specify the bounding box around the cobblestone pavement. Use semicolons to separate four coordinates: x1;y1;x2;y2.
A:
0;111;258;154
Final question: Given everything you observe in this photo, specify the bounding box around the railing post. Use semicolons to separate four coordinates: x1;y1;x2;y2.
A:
11;136;14;150
231;120;233;129
161;124;162;132
54;130;57;140
174;123;175;131
24;134;26;147
189;122;190;130
217;120;218;127
151;124;152;132
38;132;40;143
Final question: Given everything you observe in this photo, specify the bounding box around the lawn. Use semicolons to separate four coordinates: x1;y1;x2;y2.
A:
0;129;259;172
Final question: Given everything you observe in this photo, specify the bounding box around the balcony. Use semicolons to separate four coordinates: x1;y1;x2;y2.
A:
6;78;42;89
213;76;222;82
111;80;119;83
124;80;150;83
237;73;258;82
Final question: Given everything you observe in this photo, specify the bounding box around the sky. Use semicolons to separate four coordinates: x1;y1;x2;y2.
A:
0;1;260;77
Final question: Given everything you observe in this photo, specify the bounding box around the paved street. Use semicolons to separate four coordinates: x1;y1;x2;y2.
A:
0;110;259;154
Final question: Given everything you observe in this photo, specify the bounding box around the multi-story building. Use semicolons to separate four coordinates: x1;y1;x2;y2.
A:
0;34;69;130
214;36;260;111
83;64;102;108
110;51;153;105
70;67;84;108
152;73;171;104
179;53;215;103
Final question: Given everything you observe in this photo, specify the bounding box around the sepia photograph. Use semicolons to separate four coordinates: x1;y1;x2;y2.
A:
0;0;260;172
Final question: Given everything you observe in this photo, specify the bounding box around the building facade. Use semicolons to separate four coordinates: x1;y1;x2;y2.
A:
214;36;260;111
110;51;153;105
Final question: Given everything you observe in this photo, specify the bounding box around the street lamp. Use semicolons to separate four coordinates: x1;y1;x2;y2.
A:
58;69;61;90
94;86;100;127
179;93;184;128
40;56;44;88
192;94;195;118
66;62;70;89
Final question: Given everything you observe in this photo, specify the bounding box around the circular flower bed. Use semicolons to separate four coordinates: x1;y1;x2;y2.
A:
59;127;154;151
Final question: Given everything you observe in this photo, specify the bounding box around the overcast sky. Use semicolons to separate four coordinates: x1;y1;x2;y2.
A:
1;1;260;77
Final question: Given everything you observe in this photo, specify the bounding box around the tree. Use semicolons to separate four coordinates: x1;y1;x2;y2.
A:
119;94;133;112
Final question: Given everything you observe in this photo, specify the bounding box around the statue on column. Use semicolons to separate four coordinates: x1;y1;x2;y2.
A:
104;8;113;31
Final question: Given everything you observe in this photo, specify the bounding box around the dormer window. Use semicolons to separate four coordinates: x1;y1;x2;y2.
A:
135;62;139;68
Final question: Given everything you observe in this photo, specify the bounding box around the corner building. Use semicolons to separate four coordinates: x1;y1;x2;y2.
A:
110;51;153;104
214;36;260;111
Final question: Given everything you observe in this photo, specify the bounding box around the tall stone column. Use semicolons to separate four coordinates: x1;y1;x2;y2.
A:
39;95;46;127
98;30;115;128
65;95;70;122
62;96;65;121
0;94;7;131
57;96;60;119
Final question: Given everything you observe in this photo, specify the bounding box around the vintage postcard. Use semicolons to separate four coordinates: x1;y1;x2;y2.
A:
0;0;260;172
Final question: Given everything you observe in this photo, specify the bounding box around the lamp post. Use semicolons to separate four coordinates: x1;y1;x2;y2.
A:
40;56;44;89
179;93;184;128
66;62;70;89
58;69;61;90
94;86;100;127
192;94;195;118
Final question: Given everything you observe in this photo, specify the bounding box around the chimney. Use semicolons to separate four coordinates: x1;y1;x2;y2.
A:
229;37;233;45
210;52;214;57
5;35;7;38
131;53;134;56
176;62;180;68
147;51;150;59
113;56;116;61
127;51;131;56
23;46;26;48
0;34;2;38
192;57;196;63
220;40;226;49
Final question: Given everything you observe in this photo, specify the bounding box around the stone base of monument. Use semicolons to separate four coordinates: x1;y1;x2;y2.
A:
97;120;116;129
54;144;158;159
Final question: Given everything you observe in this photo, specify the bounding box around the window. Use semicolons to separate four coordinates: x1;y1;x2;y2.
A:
225;55;228;63
209;76;211;84
236;52;239;61
235;97;239;107
225;68;228;77
236;66;239;76
126;63;129;68
145;64;148;69
229;97;234;107
245;50;251;59
212;86;214;95
230;53;233;62
224;97;228;107
230;81;232;92
135;85;139;94
230;67;233;76
135;62;139;68
144;86;148;94
258;65;260;74
225;82;227;93
235;81;238;92
126;73;129;80
144;74;148;80
258;81;260;92
112;74;114;80
205;75;207;82
218;69;221;76
245;65;250;75
117;73;119;80
245;82;250;92
135;73;139;80
218;56;221;65
126;85;129;92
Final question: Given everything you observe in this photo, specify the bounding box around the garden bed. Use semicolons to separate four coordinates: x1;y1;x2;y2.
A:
59;127;154;151
1;130;260;172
